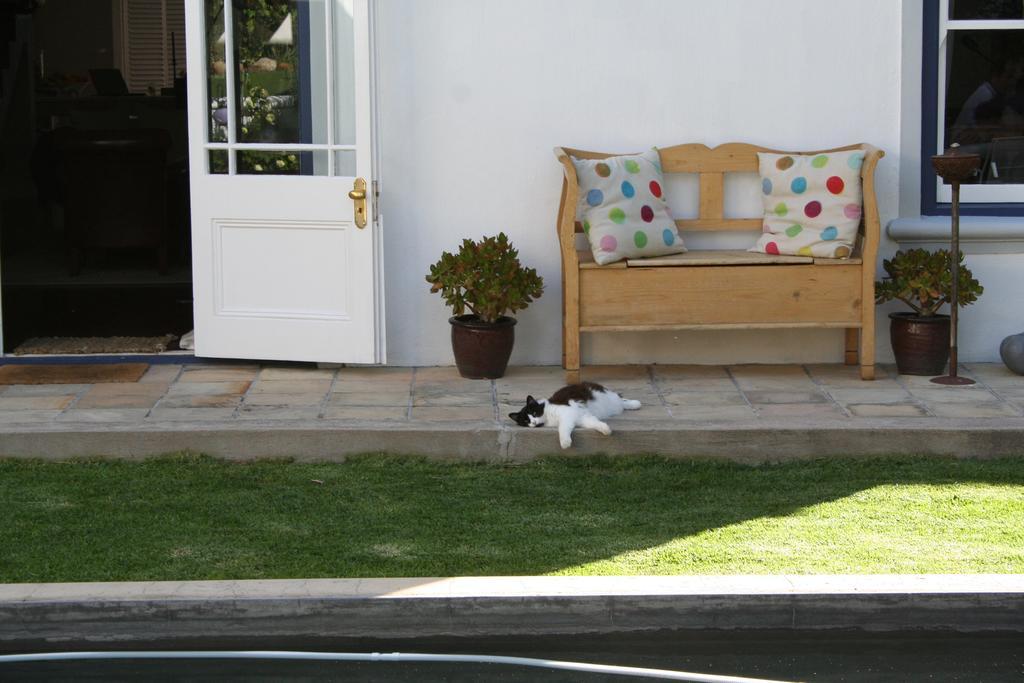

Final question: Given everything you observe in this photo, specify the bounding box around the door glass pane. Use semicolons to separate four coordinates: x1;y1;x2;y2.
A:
950;0;1024;19
333;0;356;146
231;0;328;145
207;0;227;142
334;149;356;177
944;29;1024;183
209;150;229;174
237;149;330;175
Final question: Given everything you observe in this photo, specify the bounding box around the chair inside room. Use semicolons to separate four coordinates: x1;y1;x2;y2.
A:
55;128;173;275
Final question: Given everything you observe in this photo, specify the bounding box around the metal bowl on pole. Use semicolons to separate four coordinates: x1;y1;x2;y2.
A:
929;144;979;386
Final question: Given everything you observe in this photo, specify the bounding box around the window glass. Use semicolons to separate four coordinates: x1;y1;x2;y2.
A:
950;0;1024;19
944;29;1024;183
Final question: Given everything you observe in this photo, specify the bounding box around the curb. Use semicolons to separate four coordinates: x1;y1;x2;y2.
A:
2;576;1023;643
1;419;1024;461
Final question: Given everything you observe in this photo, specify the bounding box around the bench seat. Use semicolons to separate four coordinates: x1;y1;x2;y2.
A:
555;142;884;381
577;249;865;269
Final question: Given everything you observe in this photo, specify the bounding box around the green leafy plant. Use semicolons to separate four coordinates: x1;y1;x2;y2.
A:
426;233;544;324
875;248;983;317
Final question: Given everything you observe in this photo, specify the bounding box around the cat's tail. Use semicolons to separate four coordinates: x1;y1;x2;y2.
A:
622;399;642;410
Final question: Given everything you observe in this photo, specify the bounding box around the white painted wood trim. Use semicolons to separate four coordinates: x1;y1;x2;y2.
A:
223;0;237;173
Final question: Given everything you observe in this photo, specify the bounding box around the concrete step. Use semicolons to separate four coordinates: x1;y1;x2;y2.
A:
0;362;1021;461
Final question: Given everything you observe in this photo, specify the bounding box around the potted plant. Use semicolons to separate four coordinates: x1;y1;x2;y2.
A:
875;248;983;375
426;233;544;379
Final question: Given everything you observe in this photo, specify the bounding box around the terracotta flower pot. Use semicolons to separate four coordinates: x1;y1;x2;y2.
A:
449;315;516;379
889;312;950;376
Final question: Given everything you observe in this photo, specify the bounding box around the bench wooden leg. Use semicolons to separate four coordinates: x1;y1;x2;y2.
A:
563;264;581;386
844;328;859;366
564;325;581;385
860;324;875;381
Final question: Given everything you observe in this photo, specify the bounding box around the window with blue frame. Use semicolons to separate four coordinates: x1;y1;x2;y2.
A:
922;0;1024;215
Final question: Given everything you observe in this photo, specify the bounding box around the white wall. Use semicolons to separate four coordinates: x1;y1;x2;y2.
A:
892;0;1024;363
377;0;904;366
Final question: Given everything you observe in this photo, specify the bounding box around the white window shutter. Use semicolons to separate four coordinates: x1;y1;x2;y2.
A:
164;1;186;82
122;0;186;93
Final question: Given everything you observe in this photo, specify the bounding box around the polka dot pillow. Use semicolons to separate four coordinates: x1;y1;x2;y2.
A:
751;150;865;259
573;149;686;266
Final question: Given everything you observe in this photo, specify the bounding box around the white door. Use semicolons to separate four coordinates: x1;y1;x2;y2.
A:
184;0;382;364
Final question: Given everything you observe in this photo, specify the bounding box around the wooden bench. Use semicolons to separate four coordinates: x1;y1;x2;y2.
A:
553;142;885;382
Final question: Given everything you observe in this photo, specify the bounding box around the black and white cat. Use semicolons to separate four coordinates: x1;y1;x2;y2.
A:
508;381;642;449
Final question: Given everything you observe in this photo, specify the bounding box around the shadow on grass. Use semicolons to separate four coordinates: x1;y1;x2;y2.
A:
0;454;1022;581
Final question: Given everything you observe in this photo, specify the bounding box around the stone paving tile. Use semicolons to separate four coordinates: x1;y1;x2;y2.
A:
179;367;260;383
327;392;410;407
413;391;493;407
581;365;652;381
729;365;817;391
656;378;741;392
138;365;182;383
755;403;847;419
668;405;756;421
963;363;1022;386
413;366;467;382
896;371;978;387
0;395;76;411
927;402;1022;419
331;379;413;393
410;406;495;422
146;407;239;422
165;381;251;397
662;391;747;407
336;367;413;381
322;405;409;421
242;393;324;407
235;405;322;420
0;384;90;397
251;379;332;395
825;387;915;404
806;364;893;385
847;403;930;418
905;387;1001;404
495;384;565;401
0;410;62;423
75;383;169;409
992;385;1024;399
57;408;149;423
414;381;493;396
258;366;336;380
157;394;242;409
652;364;731;380
499;366;564;380
743;390;829;405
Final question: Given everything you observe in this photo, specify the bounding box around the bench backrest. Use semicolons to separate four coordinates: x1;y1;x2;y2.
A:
555;142;883;239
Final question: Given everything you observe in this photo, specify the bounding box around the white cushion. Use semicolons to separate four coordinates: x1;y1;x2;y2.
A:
573;149;686;266
751;150;865;259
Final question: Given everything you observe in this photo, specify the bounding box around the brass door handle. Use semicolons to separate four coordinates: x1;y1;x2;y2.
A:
349;178;367;229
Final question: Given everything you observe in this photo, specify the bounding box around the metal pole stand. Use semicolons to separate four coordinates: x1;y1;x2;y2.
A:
930;146;978;386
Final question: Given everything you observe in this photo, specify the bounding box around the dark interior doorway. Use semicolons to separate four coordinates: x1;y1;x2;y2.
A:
0;0;193;354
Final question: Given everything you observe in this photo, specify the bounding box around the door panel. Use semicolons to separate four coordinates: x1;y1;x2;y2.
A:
185;0;380;363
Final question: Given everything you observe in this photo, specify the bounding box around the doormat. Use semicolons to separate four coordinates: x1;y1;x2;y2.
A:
0;363;149;385
12;335;178;356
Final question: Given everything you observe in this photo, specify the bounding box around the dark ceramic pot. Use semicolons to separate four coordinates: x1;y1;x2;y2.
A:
889;312;950;376
449;315;516;379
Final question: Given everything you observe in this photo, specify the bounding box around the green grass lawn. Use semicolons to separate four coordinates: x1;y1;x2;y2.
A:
1;455;1022;582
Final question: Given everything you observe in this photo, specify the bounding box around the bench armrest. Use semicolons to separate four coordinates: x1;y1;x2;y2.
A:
553;147;581;271
859;145;885;274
